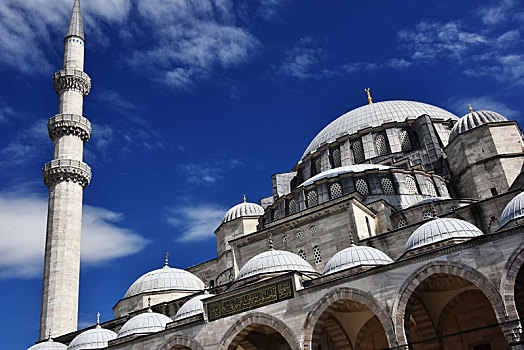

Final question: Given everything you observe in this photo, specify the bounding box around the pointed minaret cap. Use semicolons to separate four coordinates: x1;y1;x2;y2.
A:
66;0;84;40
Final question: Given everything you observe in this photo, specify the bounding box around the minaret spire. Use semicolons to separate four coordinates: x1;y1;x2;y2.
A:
39;0;92;340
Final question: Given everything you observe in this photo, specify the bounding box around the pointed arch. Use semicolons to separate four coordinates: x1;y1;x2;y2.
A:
158;334;205;350
500;243;524;320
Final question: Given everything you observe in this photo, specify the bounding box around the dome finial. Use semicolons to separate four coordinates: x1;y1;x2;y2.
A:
268;233;274;250
365;87;373;104
96;312;101;329
164;252;169;267
468;104;473;113
147;297;152;312
349;230;356;247
431;203;438;219
243;194;246;203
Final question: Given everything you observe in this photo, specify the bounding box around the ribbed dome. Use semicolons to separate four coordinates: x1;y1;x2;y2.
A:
174;293;214;321
499;191;524;228
302;100;458;160
237;249;316;280
125;265;204;298
67;327;117;350
323;245;393;275
300;164;392;187
28;339;67;350
222;202;264;223
117;310;172;338
406;218;483;252
449;110;508;142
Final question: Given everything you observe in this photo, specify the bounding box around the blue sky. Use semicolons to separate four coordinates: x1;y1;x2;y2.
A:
0;0;523;348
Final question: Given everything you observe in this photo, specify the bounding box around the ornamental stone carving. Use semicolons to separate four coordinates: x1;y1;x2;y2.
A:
53;69;91;97
48;114;91;143
43;159;92;189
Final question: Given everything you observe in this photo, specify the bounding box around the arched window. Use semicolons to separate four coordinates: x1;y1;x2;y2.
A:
282;234;288;244
331;147;342;168
314;157;321;175
307;190;318;207
422;210;433;220
288;198;297;215
397;218;407;228
355;178;369;196
330;182;343;199
352;139;365;164
425;179;437;197
381;177;395;194
313;246;322;265
405;175;418;194
298;250;306;260
272;208;280;220
399;129;413;151
375;133;389;156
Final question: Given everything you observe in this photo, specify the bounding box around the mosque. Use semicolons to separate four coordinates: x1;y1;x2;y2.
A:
29;1;524;349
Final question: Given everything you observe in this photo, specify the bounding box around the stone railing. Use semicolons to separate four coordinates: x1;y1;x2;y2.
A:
53;69;91;97
43;159;92;189
48;114;91;143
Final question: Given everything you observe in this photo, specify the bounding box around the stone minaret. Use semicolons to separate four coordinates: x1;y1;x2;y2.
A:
40;0;92;340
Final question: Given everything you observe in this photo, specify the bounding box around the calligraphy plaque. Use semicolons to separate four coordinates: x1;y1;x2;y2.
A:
206;278;294;321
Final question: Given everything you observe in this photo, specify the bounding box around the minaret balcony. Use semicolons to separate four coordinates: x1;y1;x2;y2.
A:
48;113;91;143
53;68;91;97
43;159;92;189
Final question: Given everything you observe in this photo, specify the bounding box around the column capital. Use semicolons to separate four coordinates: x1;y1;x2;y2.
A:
53;69;91;97
48;114;91;143
501;319;524;346
43;159;91;189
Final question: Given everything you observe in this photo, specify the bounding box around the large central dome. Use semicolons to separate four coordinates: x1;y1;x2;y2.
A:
301;100;458;160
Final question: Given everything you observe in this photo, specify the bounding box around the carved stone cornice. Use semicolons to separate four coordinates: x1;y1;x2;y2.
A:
48;114;91;143
43;159;91;189
53;69;91;97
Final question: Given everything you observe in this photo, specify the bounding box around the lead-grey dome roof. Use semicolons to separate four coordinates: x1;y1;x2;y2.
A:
323;245;393;275
125;265;204;298
28;339;67;350
499;191;524;228
300;164;392;187
223;202;264;223
301;100;458;160
117;310;172;338
449;110;508;142
67;327;117;350
237;249;316;280
174;293;214;321
406;218;483;252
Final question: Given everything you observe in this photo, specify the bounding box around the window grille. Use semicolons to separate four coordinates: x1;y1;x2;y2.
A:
298;250;306;260
397;219;407;228
405;176;418;194
310;225;317;233
307;190;318;207
450;205;457;211
314;157;321;174
273;208;280;220
422;211;433;220
296;231;303;238
352;140;365;163
381;177;395;194
399;129;413;151
425;179;437;197
375;133;389;156
313;246;322;265
330;182;343;199
282;234;288;244
332;147;342;168
288;199;297;215
355;178;369;196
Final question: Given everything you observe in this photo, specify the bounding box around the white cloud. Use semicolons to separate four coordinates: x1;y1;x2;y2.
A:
178;158;243;185
166;203;227;242
278;38;331;79
0;192;147;279
0;119;47;168
446;96;519;118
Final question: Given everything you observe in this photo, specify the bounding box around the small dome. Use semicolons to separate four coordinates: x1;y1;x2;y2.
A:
117;310;172;338
237;249;316;280
223;201;264;223
323;245;393;275
67;327;117;350
174;293;215;321
300;164;392;187
28;339;67;350
449;110;508;142
499;191;524;228
125;265;204;298
406;218;483;252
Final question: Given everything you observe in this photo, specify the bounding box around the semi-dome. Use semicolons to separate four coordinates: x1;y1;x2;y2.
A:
117;310;172;338
499;191;524;228
323;245;393;275
406;217;483;252
174;293;214;321
300;164;392;187
125;264;204;298
237;249;316;280
223;201;264;223
449;110;508;142
302;100;458;160
28;339;67;350
67;327;117;350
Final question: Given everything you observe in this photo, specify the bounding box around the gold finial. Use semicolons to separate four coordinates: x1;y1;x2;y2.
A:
365;87;373;104
243;194;246;203
164;252;169;267
468;104;473;113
